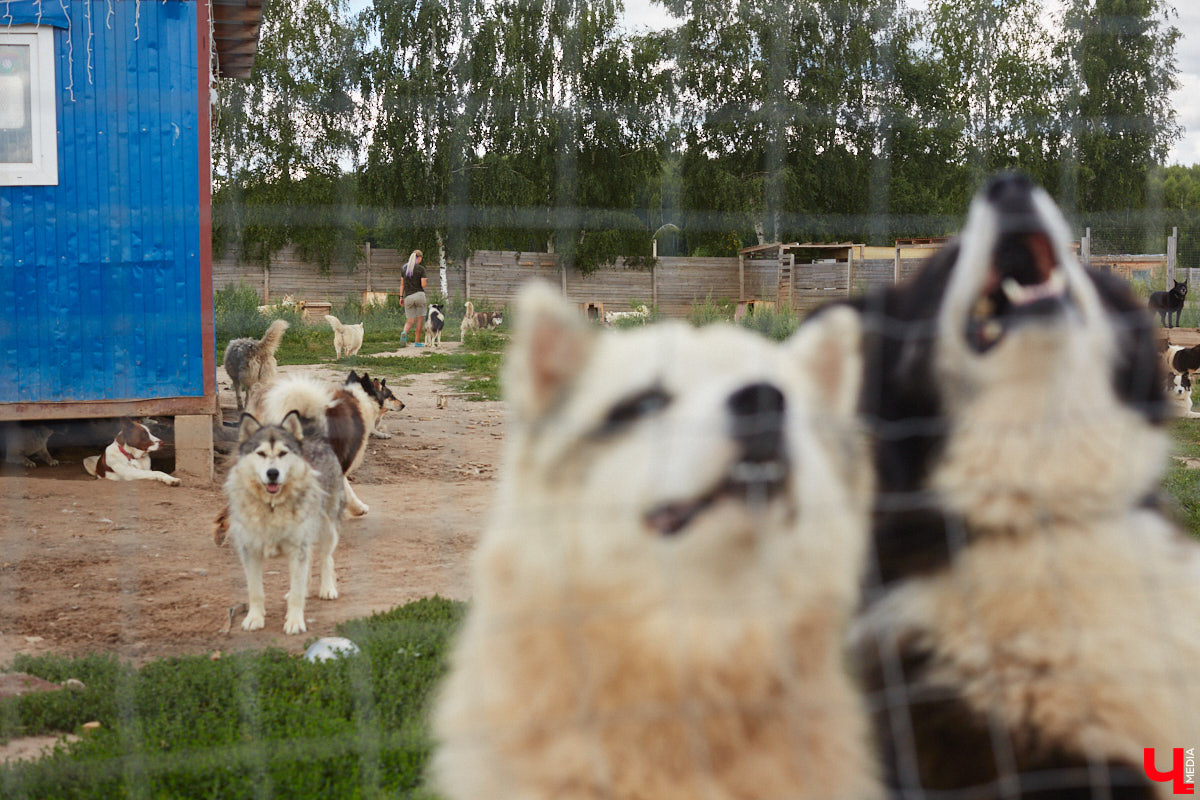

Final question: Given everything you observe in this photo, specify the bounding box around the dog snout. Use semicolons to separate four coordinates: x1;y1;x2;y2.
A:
727;383;786;463
266;468;280;483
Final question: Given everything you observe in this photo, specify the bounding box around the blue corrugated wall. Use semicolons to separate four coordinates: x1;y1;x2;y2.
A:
0;0;203;404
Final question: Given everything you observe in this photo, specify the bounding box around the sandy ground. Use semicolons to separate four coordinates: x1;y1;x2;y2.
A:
0;350;502;669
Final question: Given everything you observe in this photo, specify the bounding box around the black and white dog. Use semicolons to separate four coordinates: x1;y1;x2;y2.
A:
822;173;1198;798
426;303;446;347
1149;278;1187;327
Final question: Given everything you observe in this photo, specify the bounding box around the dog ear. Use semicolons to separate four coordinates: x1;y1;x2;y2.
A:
238;413;263;442
506;282;595;422
788;306;863;419
346;370;359;383
280;410;305;441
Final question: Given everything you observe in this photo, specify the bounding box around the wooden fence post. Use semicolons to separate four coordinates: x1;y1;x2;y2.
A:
1081;227;1091;271
1168;226;1178;286
894;245;901;284
465;253;471;301
846;248;855;298
651;259;658;308
365;242;373;293
263;262;270;303
738;253;745;302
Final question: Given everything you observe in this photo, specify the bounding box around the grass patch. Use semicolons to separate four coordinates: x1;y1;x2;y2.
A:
0;598;464;799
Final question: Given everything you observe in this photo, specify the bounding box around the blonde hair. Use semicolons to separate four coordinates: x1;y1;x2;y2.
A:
405;249;423;278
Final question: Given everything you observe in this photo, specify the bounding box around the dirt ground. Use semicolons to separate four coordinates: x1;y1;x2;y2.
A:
0;347;502;667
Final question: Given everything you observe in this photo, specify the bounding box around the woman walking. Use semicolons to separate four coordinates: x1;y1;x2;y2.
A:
400;250;426;347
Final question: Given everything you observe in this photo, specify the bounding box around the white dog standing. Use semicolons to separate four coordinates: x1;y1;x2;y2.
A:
325;315;364;358
83;418;179;486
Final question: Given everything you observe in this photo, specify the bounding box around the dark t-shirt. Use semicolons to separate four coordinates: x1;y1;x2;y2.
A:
402;264;426;298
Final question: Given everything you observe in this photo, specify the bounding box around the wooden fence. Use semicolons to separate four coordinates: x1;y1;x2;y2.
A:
214;244;1186;318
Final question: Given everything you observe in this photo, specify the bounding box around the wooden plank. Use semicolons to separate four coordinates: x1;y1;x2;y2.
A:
0;395;218;422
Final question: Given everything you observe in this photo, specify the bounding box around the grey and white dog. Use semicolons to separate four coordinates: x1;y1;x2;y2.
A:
224;397;345;635
223;319;289;412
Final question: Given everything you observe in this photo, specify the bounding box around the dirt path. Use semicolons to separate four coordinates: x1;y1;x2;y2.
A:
0;361;502;666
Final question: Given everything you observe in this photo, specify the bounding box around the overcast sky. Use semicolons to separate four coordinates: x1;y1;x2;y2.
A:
620;0;1200;166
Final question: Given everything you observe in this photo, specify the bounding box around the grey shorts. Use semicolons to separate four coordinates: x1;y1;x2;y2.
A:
404;291;427;320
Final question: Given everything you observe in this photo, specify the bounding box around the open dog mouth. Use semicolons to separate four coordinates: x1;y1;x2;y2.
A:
265;482;281;495
966;230;1071;353
644;460;789;537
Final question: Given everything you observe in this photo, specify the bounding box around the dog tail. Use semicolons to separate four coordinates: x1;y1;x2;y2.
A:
259;374;334;434
83;455;99;476
258;319;290;356
324;314;345;334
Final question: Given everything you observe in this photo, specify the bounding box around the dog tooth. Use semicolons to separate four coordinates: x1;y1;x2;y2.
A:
983;319;1003;343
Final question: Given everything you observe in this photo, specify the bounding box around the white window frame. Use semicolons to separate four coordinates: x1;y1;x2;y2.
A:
0;26;58;186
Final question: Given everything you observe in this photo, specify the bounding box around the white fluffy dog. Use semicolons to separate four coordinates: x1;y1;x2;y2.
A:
324;315;364;358
432;284;879;800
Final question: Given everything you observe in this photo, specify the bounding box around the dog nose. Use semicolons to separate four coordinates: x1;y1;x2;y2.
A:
266;468;279;483
727;383;786;462
985;171;1033;203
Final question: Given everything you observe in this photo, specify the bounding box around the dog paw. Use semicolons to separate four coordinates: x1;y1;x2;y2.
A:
45;458;59;467
347;503;369;517
22;458;36;468
283;615;307;635
242;613;265;631
319;584;338;600
165;476;181;487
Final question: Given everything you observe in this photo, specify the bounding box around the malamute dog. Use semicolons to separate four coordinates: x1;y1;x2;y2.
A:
224;403;345;635
324;314;364;358
223;319;289;411
432;284;880;800
840;173;1198;797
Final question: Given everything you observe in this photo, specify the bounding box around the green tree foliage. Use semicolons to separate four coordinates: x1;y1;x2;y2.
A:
209;0;1186;266
1059;0;1181;211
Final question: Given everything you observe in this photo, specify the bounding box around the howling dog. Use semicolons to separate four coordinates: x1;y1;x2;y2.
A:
834;172;1199;798
223;384;345;635
223;319;289;411
324;314;364;359
432;284;880;800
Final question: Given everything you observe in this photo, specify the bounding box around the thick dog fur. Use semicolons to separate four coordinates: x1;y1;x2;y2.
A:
432;283;880;800
460;301;502;337
83;418;179;485
325;314;364;358
3;423;57;468
1149;279;1187;328
426;304;446;347
224;402;345;635
835;173;1198;798
223;319;289;411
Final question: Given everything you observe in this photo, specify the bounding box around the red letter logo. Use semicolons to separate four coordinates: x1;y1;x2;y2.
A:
1145;748;1195;795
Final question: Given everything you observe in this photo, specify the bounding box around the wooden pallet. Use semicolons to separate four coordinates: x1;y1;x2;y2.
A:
1158;328;1200;348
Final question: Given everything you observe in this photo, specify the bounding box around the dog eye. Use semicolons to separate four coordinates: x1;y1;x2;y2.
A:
596;388;672;435
257;451;268;458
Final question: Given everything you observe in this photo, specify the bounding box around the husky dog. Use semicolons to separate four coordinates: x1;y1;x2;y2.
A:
223;319;289;411
84;418;179;485
838;173;1197;797
3;423;58;468
426;303;446;347
460;301;503;338
432;284;880;800
1149;278;1188;328
224;403;345;635
324;314;364;359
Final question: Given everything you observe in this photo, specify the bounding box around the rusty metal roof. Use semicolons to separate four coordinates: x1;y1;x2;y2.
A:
211;0;264;79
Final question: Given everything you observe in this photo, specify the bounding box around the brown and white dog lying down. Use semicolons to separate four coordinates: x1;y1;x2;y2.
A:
84;418;180;486
459;301;503;337
214;371;404;543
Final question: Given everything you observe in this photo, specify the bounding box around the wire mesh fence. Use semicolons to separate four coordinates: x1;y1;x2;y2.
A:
3;0;1200;797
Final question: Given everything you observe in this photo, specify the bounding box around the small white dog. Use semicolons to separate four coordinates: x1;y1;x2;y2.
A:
325;315;364;358
83;418;179;485
1167;371;1200;417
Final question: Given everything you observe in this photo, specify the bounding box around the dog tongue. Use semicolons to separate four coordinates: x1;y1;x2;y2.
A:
265;483;281;494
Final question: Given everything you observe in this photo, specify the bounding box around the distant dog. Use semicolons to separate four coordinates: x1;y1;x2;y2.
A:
1150;278;1188;327
223;319;289;411
83;418;179;485
426;304;445;347
460;301;503;337
224;403;344;635
604;304;651;325
3;423;57;468
432;284;879;800
1166;371;1200;417
324;315;364;359
256;294;306;315
1165;342;1200;375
